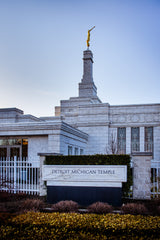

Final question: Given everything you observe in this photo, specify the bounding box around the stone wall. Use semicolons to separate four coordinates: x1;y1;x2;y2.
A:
132;153;152;199
58;99;160;160
28;136;48;163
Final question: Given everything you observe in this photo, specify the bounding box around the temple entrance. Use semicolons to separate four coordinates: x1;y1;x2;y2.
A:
10;147;21;158
0;138;39;195
0;138;28;159
0;146;22;193
0;146;21;160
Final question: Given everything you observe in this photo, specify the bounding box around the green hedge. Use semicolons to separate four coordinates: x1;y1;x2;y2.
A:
44;154;132;197
45;154;130;166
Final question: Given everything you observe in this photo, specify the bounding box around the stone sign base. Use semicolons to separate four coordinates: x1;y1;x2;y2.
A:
47;186;122;206
42;165;127;207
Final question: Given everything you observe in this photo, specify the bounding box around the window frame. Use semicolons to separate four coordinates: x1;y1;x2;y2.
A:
117;127;126;154
131;127;140;153
68;145;73;155
144;126;153;153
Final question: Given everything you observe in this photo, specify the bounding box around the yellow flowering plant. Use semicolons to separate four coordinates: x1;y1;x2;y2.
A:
0;212;160;239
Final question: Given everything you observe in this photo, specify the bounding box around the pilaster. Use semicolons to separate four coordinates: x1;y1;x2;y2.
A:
132;152;152;199
39;155;47;196
126;127;131;154
140;127;145;152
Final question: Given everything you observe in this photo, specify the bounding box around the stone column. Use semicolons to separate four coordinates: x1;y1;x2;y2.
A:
38;153;61;196
132;152;152;199
39;154;47;196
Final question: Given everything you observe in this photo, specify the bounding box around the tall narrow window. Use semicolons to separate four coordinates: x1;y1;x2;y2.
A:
131;127;140;152
80;149;84;155
118;128;126;154
74;147;78;155
22;139;28;158
68;146;72;155
145;127;153;152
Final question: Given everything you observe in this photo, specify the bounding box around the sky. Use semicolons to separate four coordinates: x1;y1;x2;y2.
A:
0;0;160;117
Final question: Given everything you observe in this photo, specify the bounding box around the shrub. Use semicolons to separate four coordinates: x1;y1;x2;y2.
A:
0;204;7;213
51;200;79;213
87;202;113;214
11;192;30;201
121;203;148;215
1;212;160;239
0;192;10;202
157;206;160;215
0;212;13;226
0;192;41;202
20;199;44;212
145;199;160;215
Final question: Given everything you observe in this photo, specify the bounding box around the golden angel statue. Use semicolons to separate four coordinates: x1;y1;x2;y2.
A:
86;26;95;48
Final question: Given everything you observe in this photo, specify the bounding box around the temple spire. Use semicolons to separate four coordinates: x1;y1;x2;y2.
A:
78;28;101;102
78;49;98;99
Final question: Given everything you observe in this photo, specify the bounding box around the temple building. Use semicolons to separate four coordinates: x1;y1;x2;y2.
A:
0;49;160;165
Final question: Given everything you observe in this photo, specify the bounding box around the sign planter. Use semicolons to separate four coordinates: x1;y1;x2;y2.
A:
42;164;127;206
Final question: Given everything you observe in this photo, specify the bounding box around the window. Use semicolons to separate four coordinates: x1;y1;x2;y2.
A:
131;127;140;152
0;148;7;158
145;127;153;152
80;149;84;155
0;138;28;159
74;147;78;155
117;128;126;154
22;139;28;158
68;146;72;155
0;138;21;146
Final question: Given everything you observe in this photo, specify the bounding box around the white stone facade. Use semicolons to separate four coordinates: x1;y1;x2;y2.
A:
0;49;160;165
57;101;160;160
54;50;160;164
0;109;88;162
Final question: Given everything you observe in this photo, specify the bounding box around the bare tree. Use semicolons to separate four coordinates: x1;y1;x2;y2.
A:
106;132;118;154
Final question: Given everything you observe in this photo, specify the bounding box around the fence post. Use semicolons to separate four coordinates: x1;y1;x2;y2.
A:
14;156;17;193
39;154;47;196
132;152;152;199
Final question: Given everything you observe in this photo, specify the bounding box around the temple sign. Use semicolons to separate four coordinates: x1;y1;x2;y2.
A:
87;26;95;48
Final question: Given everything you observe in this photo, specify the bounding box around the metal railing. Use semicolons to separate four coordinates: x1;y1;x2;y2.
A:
0;156;40;195
151;161;160;198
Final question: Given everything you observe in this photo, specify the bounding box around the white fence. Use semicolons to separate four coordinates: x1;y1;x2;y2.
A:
0;156;160;198
0;157;40;195
151;161;160;198
128;160;160;199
